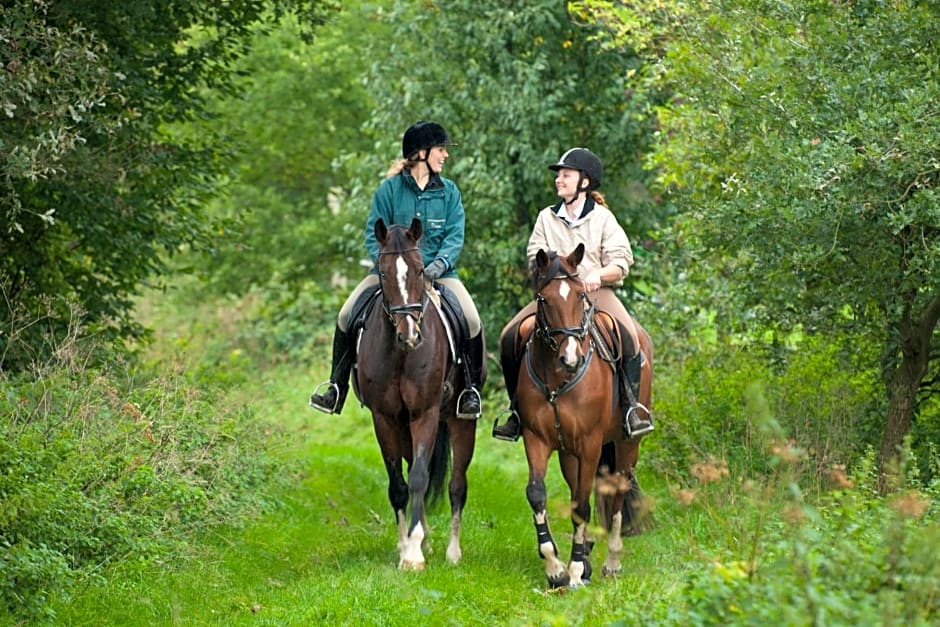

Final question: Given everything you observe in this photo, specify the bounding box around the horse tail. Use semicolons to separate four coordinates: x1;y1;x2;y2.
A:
426;421;451;507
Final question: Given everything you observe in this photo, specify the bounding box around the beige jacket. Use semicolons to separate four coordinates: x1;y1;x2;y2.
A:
526;197;634;286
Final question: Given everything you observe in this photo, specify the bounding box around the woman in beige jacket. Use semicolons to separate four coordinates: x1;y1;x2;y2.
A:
492;147;653;441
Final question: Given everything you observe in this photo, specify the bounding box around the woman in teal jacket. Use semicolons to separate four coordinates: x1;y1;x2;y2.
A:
310;121;485;419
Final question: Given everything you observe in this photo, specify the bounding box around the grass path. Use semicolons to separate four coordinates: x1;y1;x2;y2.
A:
54;364;685;626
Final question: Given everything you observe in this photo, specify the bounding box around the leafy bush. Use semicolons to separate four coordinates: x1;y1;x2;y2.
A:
659;452;939;626
0;347;285;622
652;334;879;483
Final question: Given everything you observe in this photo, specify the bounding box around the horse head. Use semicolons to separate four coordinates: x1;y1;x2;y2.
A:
533;243;593;374
375;217;427;351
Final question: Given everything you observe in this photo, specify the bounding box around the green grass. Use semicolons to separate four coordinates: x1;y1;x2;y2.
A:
49;365;685;626
35;291;938;626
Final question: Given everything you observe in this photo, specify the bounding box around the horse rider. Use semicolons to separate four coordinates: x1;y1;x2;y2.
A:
310;121;485;419
492;147;653;441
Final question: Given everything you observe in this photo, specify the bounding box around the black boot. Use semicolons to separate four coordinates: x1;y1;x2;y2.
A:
622;352;653;438
492;409;521;441
492;331;522;441
309;326;353;414
457;333;485;419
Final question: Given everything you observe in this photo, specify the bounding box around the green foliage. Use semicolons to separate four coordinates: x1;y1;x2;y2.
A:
652;334;879;481
0;337;284;622
651;0;940;338
663;454;939;626
579;0;940;472
37;354;940;626
351;0;669;342
12;289;932;625
168;8;383;297
0;0;337;373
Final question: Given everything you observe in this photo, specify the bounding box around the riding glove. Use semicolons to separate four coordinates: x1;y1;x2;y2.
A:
424;259;448;281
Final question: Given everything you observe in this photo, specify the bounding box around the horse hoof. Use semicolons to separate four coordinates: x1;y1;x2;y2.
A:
399;560;426;571
602;565;622;577
547;573;570;589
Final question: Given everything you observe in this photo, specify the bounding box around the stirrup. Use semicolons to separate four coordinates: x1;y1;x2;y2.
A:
456;387;482;420
624;403;654;439
309;381;339;414
492;409;521;442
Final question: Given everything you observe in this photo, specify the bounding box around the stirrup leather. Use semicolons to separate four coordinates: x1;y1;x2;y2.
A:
309;381;340;414
624;403;654;439
456;387;482;420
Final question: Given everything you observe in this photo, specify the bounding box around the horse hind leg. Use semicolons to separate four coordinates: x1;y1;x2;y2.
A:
603;510;624;577
446;513;462;564
399;520;426;571
446;419;475;565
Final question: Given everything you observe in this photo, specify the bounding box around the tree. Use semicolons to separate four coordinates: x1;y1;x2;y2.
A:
0;0;335;372
350;0;669;341
582;0;940;479
166;6;387;297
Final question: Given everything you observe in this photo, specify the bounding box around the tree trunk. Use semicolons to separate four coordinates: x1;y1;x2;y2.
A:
878;295;938;491
879;375;917;492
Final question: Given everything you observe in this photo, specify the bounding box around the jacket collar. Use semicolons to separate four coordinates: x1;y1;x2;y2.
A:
403;168;444;191
552;195;596;221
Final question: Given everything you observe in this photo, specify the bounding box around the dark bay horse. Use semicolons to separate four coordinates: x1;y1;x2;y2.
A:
513;244;653;588
353;217;479;570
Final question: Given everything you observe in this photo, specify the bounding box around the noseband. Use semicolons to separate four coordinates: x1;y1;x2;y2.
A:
377;246;427;328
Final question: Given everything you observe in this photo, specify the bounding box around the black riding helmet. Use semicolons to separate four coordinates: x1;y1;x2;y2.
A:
548;147;603;192
402;121;456;159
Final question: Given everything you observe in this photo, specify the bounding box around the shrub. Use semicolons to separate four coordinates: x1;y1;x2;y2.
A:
0;348;284;622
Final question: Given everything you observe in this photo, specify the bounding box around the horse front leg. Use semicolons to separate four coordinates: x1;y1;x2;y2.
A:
559;450;598;588
525;439;568;588
373;414;410;565
446;419;476;565
398;415;438;571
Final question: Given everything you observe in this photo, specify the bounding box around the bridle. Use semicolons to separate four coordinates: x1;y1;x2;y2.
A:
534;271;596;353
527;267;597;451
377;246;427;329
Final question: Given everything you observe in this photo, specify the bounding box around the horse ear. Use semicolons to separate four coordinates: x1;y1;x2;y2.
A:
535;249;550;272
375;218;387;242
409;217;423;242
569;243;585;267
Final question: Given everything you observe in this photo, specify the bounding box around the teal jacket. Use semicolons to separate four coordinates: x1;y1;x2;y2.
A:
364;170;464;278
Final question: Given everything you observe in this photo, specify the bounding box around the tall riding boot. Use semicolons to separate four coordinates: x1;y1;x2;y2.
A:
457;333;485;419
309;326;353;414
492;330;522;441
622;351;653;438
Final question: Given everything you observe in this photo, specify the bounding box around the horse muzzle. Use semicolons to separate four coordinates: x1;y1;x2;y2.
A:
397;326;423;352
559;336;584;373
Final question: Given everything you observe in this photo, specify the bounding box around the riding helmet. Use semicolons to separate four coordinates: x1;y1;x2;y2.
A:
402;121;455;159
548;147;603;190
